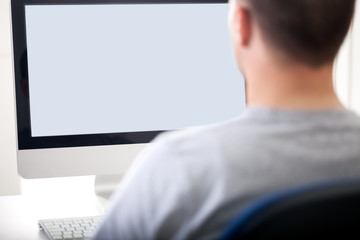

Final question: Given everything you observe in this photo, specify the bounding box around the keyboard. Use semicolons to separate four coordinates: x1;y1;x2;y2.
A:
38;216;102;240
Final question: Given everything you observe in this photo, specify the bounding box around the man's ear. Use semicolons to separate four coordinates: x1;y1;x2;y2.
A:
232;5;252;47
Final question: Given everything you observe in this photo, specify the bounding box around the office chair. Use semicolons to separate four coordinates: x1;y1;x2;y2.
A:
220;178;360;239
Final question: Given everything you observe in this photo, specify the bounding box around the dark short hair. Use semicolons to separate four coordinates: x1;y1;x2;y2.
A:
246;0;355;67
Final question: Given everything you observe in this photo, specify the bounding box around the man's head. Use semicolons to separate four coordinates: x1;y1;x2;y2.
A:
229;0;355;70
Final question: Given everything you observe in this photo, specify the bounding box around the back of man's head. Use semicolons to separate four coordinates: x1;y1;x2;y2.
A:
245;0;355;67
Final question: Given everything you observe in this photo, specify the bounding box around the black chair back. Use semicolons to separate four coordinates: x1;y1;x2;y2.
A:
220;178;360;239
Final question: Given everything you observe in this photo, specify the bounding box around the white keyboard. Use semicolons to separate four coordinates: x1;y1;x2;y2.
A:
38;216;102;240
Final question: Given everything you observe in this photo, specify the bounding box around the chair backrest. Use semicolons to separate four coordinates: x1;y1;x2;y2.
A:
220;178;360;239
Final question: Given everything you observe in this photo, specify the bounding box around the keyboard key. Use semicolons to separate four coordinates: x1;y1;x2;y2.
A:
83;233;93;238
63;234;73;239
52;234;63;240
75;226;86;231
49;230;63;235
73;233;84;238
44;222;55;227
48;226;63;231
83;230;93;235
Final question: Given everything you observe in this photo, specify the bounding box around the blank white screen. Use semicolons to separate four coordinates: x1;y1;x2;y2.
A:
25;4;245;137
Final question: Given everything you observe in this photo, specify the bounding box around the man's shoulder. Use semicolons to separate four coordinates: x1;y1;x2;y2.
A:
153;116;247;151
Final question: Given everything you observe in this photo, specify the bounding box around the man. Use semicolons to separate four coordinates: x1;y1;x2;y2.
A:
92;0;359;239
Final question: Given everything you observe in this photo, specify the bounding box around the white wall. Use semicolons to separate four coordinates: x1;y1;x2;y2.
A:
0;0;20;195
335;1;360;113
0;0;95;196
0;0;360;196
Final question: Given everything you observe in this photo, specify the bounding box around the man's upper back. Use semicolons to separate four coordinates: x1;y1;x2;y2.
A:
93;107;360;240
187;108;360;238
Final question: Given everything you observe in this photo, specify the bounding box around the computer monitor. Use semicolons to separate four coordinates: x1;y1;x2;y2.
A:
11;0;245;182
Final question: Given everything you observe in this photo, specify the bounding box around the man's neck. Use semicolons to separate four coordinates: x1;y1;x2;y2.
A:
245;62;344;110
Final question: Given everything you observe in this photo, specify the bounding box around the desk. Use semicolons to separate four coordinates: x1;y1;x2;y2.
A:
0;194;104;240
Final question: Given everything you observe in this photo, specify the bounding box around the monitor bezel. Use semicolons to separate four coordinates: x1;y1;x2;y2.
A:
11;0;228;150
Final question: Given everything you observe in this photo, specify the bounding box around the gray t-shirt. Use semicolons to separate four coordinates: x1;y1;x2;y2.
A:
92;107;360;240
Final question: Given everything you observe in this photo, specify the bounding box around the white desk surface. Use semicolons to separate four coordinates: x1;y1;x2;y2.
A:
0;194;105;240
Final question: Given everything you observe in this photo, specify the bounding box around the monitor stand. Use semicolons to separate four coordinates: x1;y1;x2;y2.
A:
94;174;124;208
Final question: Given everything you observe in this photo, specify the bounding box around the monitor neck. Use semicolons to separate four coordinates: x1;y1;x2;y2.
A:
94;174;124;207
